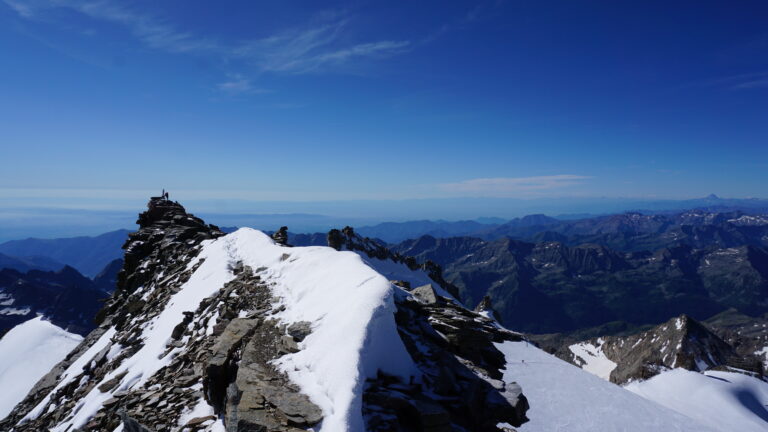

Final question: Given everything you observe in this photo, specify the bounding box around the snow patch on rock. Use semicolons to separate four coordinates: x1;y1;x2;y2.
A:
568;338;617;380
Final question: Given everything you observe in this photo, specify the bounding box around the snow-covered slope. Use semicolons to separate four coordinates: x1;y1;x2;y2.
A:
225;229;418;430
626;369;768;432
496;341;718;432
0;317;82;420
17;228;416;432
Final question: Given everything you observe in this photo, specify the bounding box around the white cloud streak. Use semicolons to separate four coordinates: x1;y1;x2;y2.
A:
2;0;412;76
216;74;269;95
691;71;768;90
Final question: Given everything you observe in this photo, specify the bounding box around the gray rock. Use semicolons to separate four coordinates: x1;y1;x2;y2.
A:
412;284;441;305
286;321;312;342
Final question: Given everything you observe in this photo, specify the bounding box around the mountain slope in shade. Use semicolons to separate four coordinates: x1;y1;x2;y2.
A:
0;229;129;277
392;234;768;333
704;309;768;370
0;266;110;336
496;340;717;432
626;369;768;432
0;317;82;420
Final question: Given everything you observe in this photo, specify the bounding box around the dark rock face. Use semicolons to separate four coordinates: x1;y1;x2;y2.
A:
364;289;529;431
559;314;763;384
703;309;768;371
0;265;108;335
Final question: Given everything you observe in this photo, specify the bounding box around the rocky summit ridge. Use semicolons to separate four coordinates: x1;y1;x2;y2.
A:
1;197;529;432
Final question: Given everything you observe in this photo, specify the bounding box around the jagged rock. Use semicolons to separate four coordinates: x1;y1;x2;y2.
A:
327;229;343;251
412;284;441;305
272;226;289;246
286;321;312;342
363;291;528;431
326;228;461;298
205;318;260;411
119;410;154;432
184;415;217;427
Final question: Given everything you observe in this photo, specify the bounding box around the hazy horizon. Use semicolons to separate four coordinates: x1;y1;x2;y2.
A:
1;193;767;242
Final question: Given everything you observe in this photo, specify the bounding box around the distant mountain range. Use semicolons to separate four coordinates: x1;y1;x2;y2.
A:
3;205;768;338
0;265;115;336
356;206;768;244
0;253;64;273
0;230;129;277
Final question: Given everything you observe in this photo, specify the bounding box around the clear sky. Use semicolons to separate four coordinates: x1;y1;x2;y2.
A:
1;0;767;209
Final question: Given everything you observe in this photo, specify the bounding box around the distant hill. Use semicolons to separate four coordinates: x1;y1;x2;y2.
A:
0;229;129;277
356;219;498;243
0;253;64;273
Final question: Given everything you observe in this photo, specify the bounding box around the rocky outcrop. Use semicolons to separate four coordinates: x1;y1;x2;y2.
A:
271;226;289;246
704;308;768;371
559;314;763;384
364;287;529;431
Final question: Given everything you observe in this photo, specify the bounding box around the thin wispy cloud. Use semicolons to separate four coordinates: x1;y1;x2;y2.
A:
232;19;410;74
216;75;269;95
3;0;412;78
691;71;768;90
438;175;591;197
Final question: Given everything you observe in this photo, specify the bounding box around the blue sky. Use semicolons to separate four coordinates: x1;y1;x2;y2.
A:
1;0;767;212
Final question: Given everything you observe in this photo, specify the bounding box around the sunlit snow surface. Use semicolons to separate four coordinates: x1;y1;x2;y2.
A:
626;369;768;432
496;341;718;432
0;317;82;420
228;229;417;431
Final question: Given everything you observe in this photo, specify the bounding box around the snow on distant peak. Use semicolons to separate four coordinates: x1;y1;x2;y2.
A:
568;338;617;380
728;215;768;226
0;317;82;420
